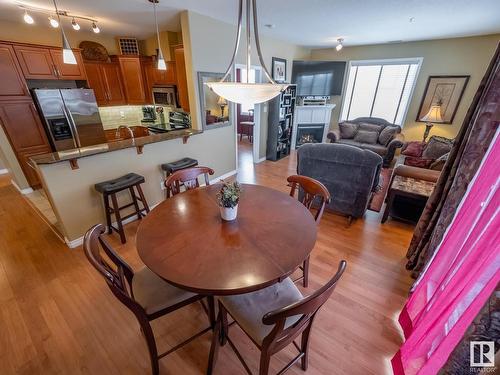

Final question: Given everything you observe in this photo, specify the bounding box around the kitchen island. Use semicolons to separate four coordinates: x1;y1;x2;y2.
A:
29;125;237;247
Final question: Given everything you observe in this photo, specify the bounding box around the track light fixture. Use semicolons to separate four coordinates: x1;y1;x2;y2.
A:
336;38;344;51
23;10;34;24
48;16;59;28
91;21;100;33
71;18;80;30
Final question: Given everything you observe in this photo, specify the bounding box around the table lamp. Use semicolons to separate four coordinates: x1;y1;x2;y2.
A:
420;105;443;142
218;96;228;117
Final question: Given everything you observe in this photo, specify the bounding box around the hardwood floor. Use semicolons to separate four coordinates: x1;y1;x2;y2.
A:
0;147;414;375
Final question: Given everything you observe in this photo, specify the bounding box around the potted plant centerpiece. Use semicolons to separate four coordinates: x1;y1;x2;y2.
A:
216;181;241;221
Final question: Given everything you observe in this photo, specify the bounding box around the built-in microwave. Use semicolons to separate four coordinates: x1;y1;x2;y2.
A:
152;86;178;108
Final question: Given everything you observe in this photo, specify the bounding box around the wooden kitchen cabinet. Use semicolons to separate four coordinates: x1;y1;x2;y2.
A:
0;43;30;100
14;44;86;80
174;47;190;111
0;100;52;187
49;49;87;80
84;61;126;106
115;56;147;105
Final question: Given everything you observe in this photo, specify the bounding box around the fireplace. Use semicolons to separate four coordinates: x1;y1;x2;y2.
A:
295;124;326;148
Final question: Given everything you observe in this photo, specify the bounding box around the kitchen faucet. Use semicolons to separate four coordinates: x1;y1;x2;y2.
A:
116;125;135;144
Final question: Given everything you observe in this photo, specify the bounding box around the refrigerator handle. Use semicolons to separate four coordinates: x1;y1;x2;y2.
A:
61;102;81;148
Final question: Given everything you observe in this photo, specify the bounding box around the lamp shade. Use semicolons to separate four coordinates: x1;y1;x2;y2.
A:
217;96;227;106
206;82;288;106
421;105;443;123
61;29;77;65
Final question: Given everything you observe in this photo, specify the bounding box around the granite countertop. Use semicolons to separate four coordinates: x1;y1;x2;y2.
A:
30;129;202;166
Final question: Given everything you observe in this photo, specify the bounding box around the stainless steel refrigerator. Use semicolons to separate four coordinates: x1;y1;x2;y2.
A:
33;89;107;151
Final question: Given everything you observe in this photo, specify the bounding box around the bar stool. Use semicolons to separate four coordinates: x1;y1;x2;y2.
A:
160;157;198;198
94;173;150;244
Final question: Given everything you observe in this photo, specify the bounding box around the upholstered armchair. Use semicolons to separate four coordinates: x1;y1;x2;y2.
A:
327;117;405;167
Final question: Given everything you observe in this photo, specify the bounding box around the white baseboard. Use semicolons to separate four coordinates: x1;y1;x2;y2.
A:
65;201;162;249
257;157;266;163
212;169;237;182
11;179;34;195
0;168;8;175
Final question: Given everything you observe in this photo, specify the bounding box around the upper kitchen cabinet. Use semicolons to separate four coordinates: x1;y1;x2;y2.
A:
115;56;147;105
174;47;190;112
143;57;176;86
14;44;86;80
0;43;30;100
84;61;126;106
49;49;87;80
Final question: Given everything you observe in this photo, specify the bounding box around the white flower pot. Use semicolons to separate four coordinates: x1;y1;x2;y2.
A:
220;205;238;221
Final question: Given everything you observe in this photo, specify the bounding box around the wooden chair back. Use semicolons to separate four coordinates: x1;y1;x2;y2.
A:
287;175;331;222
262;260;347;351
164;166;215;196
83;224;142;312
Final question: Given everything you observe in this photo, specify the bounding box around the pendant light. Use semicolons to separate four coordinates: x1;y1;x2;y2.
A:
205;0;288;106
150;0;166;70
51;0;76;64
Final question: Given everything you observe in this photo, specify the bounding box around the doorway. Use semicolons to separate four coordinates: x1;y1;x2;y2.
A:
234;65;262;180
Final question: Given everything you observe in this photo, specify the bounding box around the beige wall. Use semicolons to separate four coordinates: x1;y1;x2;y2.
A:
38;129;237;242
182;11;310;159
0;19;119;54
141;31;182;61
311;34;499;141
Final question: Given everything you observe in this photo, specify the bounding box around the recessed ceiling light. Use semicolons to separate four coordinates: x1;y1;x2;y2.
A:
264;24;276;29
409;17;415;23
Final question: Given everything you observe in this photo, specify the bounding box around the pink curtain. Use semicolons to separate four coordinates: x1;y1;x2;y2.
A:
392;132;500;375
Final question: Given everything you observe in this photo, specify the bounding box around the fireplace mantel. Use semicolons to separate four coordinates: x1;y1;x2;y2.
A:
291;104;336;148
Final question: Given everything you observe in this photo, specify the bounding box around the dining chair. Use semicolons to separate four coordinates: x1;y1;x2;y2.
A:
287;175;331;287
208;260;347;375
83;224;215;375
164;166;215;197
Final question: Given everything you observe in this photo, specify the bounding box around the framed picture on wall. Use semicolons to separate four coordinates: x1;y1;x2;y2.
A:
416;75;470;124
272;57;287;83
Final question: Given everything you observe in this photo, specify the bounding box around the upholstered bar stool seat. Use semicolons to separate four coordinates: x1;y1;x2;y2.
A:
219;278;303;345
132;267;196;315
161;157;198;175
94;173;150;244
95;173;145;194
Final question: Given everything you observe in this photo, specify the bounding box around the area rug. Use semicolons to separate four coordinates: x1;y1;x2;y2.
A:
369;168;393;212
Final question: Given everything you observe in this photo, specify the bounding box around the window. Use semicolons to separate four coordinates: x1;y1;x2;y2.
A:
340;58;422;125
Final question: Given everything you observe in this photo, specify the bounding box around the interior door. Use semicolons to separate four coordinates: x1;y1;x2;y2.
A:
50;49;87;80
0;44;30;100
102;63;126;105
14;45;57;79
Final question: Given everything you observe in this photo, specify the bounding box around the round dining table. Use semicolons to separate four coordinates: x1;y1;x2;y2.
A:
136;183;317;296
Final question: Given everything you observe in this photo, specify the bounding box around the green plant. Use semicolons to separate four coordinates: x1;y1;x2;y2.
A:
216;181;241;208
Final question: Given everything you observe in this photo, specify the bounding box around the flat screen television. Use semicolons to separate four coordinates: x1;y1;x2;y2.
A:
291;61;346;96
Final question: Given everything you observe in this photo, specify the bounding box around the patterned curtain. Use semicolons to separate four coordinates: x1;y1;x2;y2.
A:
406;44;500;278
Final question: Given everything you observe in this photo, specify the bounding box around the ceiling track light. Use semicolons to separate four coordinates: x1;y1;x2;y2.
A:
336;38;344;51
48;16;59;28
23;10;34;24
91;21;100;33
71;17;80;30
18;4;100;33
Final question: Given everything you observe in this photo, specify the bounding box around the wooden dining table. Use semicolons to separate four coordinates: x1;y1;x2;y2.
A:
136;183;317;296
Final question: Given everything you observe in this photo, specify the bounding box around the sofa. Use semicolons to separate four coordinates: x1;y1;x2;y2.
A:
398;136;453;171
327;117;405;167
297;143;383;219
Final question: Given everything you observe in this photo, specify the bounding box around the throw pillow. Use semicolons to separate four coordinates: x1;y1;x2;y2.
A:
430;151;450;171
339;121;358;139
354;130;379;144
402;141;426;157
378;126;399;146
358;122;382;134
404;157;433;169
422;136;453;159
